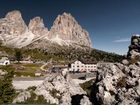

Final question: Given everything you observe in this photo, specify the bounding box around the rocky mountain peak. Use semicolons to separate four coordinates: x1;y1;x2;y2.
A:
0;10;92;50
28;17;48;37
0;10;27;47
53;12;76;26
2;10;27;36
48;12;92;47
28;17;45;30
5;10;22;21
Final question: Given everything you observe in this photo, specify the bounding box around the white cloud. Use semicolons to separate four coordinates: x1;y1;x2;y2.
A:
113;38;130;43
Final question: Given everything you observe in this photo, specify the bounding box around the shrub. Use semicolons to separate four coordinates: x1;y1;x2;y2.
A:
116;77;126;88
80;79;94;96
0;65;16;104
27;86;37;91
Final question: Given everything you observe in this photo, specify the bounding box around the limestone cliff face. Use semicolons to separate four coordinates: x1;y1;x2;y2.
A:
48;12;92;47
5;10;27;36
0;10;92;49
0;10;27;47
28;17;48;38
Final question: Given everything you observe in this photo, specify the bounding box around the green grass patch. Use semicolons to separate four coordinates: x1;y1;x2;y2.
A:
80;79;94;96
12;63;42;77
14;71;35;77
23;63;41;68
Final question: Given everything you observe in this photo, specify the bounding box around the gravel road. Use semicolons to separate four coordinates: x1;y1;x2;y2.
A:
13;72;96;90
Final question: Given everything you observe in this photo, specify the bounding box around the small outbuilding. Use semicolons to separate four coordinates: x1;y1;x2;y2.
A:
0;57;10;65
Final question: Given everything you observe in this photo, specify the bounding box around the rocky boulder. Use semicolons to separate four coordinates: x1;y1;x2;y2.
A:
0;69;7;76
92;63;140;105
13;74;92;105
35;74;90;105
126;35;140;64
80;96;92;105
13;91;31;103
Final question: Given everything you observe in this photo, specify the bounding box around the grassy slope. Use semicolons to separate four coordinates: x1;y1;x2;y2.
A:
0;44;123;64
13;63;42;77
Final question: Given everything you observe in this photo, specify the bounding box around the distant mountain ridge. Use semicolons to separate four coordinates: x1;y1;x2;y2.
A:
0;10;92;50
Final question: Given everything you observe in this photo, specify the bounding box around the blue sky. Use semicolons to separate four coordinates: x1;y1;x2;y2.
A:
1;0;140;55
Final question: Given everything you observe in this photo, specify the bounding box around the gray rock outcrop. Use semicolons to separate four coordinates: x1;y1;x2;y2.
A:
34;74;88;105
93;63;140;105
80;96;92;105
13;74;92;105
13;91;31;103
91;35;140;105
126;35;140;64
0;69;7;76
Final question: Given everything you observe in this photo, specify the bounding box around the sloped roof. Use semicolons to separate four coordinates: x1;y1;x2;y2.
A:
71;60;96;64
0;57;9;63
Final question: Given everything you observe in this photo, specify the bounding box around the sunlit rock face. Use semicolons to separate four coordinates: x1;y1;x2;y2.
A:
1;10;27;36
5;10;27;36
0;10;27;47
92;62;140;105
13;74;92;105
48;12;92;47
0;10;92;50
28;16;48;38
91;36;140;105
34;74;90;105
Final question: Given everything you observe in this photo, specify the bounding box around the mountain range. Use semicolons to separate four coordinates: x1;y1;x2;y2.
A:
0;10;92;50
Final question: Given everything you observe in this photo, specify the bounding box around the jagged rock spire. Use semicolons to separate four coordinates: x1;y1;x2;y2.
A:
48;12;92;47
